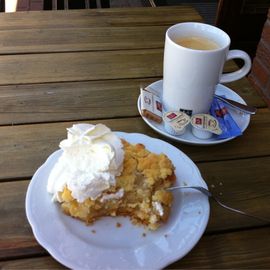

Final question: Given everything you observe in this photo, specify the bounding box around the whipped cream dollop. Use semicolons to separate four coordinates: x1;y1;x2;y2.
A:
47;123;124;203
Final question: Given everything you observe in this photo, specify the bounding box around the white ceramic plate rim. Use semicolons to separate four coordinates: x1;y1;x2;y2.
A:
26;132;210;270
138;80;250;145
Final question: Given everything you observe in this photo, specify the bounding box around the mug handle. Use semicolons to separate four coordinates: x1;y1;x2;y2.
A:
220;50;252;83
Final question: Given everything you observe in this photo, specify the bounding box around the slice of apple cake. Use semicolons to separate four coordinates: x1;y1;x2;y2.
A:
47;124;175;230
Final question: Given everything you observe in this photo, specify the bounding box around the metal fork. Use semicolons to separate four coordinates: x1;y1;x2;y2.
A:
168;186;270;223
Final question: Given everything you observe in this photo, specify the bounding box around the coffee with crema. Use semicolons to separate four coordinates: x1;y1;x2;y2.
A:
175;36;220;50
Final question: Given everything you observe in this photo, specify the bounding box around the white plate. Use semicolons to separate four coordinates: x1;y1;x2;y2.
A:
26;132;209;270
138;80;250;145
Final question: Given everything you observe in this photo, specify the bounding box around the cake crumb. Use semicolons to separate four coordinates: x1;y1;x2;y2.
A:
211;184;215;188
219;192;223;196
219;182;223;186
91;230;96;234
116;222;122;228
142;233;147;237
164;234;168;238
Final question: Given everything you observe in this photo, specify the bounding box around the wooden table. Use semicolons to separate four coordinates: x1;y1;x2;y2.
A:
0;6;269;269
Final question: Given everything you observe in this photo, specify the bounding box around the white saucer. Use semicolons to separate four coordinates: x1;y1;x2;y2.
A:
137;80;250;145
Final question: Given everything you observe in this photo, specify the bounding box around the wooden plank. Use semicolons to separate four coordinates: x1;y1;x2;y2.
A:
0;78;152;125
0;180;46;260
1;256;64;269
0;49;264;89
1;227;270;269
0;76;265;126
0;27;264;63
0;158;269;260
0;26;168;54
0;108;269;180
198;157;270;231
0;7;203;30
172;227;270;269
0;49;163;85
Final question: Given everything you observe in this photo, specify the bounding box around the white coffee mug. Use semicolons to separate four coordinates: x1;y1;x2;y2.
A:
163;22;251;115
